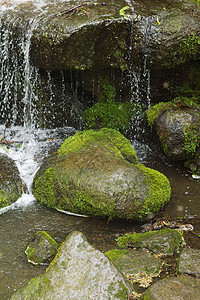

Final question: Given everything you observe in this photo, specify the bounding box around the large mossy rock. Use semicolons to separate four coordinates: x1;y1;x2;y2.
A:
117;229;183;256
11;231;132;300
33;128;171;221
146;97;200;164
0;153;23;209
140;274;200;300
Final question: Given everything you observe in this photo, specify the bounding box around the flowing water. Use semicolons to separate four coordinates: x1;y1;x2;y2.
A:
0;1;199;299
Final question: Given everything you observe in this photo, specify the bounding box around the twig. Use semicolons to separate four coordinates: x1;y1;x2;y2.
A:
53;2;88;17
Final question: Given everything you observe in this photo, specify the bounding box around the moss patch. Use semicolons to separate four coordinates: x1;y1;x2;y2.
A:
137;164;171;219
57;128;138;164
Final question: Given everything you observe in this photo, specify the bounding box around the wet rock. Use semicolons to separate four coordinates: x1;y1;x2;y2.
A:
0;153;23;209
146;97;200;162
11;231;132;299
117;229;183;255
105;248;164;288
178;247;200;276
140;274;200;300
33;128;171;221
25;231;58;265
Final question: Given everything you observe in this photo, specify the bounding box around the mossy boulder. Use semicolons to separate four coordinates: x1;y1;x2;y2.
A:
117;229;183;255
33;128;171;221
0;153;23;209
106;248;164;288
146;97;200;164
25;231;58;265
11;231;132;299
140;274;200;300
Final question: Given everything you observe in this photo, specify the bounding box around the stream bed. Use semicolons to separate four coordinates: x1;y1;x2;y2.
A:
0;130;199;299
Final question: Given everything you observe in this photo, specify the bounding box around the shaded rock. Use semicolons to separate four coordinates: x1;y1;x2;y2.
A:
33;128;171;221
105;248;164;288
146;97;200;161
140;274;200;300
0;153;23;209
178;247;200;276
1;0;199;71
117;229;183;255
11;231;132;300
25;231;58;265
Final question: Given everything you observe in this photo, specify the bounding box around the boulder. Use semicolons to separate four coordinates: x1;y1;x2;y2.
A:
140;274;200;300
0;153;23;209
105;248;164;288
146;97;200;162
33;128;171;221
11;231;132;300
117;229;183;256
25;231;58;265
178;247;200;276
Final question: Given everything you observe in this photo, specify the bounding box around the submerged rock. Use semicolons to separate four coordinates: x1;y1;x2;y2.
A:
25;231;58;265
105;248;164;288
33;128;171;221
11;231;132;299
0;153;23;209
178;247;200;276
140;274;200;300
117;229;183;255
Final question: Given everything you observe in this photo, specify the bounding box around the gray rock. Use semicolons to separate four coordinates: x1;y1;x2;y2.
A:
178;248;200;276
106;248;164;288
11;231;132;300
117;229;183;255
0;153;23;209
140;274;200;300
25;231;58;265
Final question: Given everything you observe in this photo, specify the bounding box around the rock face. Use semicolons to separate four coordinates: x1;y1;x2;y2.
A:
117;229;183;256
33;128;171;221
0;154;23;209
178;248;200;275
140;274;200;300
11;231;132;300
25;231;58;265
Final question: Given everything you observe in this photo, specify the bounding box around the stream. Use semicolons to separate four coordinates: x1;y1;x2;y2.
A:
0;0;199;299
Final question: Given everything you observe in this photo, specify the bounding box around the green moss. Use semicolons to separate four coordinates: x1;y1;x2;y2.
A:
98;79;116;103
0;190;10;208
137;164;171;218
57;128;138;164
184;124;200;155
146;96;200;129
117;229;182;254
105;249;129;262
163;33;200;68
72;191;116;219
83;102;142;132
33;167;57;208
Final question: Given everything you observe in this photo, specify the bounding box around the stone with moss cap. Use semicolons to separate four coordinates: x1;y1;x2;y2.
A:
117;229;183;256
146;97;200;166
25;231;59;265
33;128;171;221
11;231;132;299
